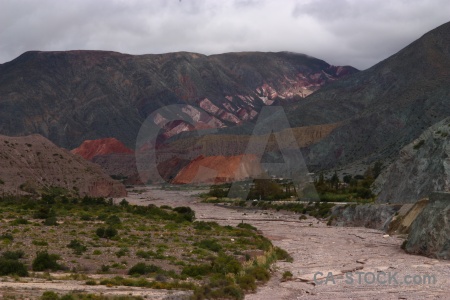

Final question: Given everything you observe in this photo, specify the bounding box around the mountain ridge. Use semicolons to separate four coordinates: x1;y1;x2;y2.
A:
0;50;358;149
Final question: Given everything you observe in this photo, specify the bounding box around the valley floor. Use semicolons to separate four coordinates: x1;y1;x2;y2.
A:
1;187;448;299
125;187;450;300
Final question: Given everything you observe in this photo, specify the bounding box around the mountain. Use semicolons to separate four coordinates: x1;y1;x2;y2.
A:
0;50;357;149
144;21;450;188
248;21;450;173
71;138;133;160
0;134;126;197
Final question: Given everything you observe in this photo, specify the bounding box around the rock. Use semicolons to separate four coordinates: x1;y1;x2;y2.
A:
71;138;133;160
172;154;263;184
374;118;450;203
330;204;401;231
387;199;429;235
405;192;450;259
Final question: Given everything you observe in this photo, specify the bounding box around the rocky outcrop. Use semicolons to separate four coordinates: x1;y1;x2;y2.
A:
374;117;450;203
330;204;402;231
387;199;429;235
0;134;126;197
71;138;133;160
172;154;263;184
405;192;450;259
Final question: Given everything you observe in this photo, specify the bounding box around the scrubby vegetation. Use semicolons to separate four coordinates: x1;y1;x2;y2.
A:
202;163;382;218
0;191;289;299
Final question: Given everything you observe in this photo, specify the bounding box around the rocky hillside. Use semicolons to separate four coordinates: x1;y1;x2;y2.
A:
172;154;263;184
374;117;450;203
71;138;133;160
0;134;126;197
136;21;450;183
0;50;357;149
257;21;450;172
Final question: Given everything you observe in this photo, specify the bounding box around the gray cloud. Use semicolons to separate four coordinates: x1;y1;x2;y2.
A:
1;0;449;69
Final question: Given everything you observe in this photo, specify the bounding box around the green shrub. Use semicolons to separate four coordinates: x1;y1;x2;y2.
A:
96;226;118;239
128;262;161;275
79;214;93;221
237;274;256;291
115;248;129;258
10;217;29;225
193;221;219;230
105;215;121;227
181;264;211;277
1;250;25;260
0;258;28;276
40;291;59;300
33;206;55;219
274;247;293;262
212;253;242;275
44;216;58;226
173;206;195;222
32;251;62;271
237;223;257;231
32;240;49;246
0;233;14;241
282;270;293;281
248;266;270;283
67;240;87;255
196;239;222;252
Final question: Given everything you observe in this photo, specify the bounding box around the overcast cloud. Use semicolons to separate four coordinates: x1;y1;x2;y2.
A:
1;0;449;69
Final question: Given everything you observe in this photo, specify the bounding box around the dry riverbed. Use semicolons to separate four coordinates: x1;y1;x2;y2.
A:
125;187;450;300
1;187;448;299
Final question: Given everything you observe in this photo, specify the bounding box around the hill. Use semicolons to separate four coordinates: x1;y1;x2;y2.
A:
0;51;357;149
0;134;126;197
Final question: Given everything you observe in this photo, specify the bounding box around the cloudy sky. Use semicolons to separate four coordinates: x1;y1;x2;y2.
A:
1;0;449;69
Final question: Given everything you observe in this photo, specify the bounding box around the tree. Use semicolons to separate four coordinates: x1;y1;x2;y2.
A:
330;172;339;189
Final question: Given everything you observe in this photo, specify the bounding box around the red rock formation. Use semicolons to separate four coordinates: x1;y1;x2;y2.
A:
172;154;263;184
71;138;133;160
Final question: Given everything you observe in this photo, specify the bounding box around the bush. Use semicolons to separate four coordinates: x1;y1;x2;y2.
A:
128;262;161;275
1;250;25;260
173;206;195;222
274;247;293;262
196;239;222;252
40;291;59;300
237;223;257;231
44;216;58;226
33;206;55;219
0;233;14;241
32;251;62;271
248;266;270;283
105;215;121;227
67;240;87;255
0;258;28;276
181;264;211;277
115;248;129;258
10;217;29;225
282;270;293;281
96;226;118;239
212;253;242;275
237;274;256;291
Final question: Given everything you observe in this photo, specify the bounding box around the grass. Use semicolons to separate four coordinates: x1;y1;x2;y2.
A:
0;193;289;299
